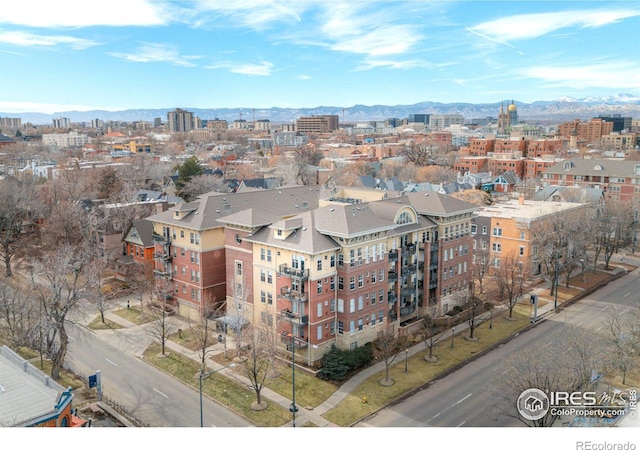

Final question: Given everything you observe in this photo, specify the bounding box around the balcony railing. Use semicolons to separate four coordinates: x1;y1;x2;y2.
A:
400;304;417;316
282;310;309;325
280;287;308;303
388;250;398;262
280;331;308;349
388;292;398;303
401;264;416;276
153;269;173;280
153;245;172;261
152;234;171;244
387;270;398;282
279;264;309;280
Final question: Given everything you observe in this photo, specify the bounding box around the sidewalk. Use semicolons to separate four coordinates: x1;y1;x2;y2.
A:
84;256;636;427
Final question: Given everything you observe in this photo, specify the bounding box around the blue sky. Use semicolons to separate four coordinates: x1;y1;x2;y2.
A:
1;0;639;114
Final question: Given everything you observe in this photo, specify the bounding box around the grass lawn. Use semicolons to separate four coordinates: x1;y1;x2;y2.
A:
323;307;531;426
210;351;339;410
142;342;292;427
111;307;155;325
88;315;124;330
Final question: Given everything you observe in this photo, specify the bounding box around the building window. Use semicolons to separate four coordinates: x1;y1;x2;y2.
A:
267;293;273;305
338;321;344;334
317;325;323;340
350;320;355;334
236;261;242;276
350;277;355;290
358;296;364;310
358;318;364;331
349;298;355;313
358;274;364;288
261;248;266;261
260;270;266;283
190;232;199;244
379;310;384;323
493;227;502;237
330;254;336;268
330;298;335;312
180;230;184;238
519;246;525;256
261;291;266;303
371;312;376;326
338;298;344;313
267;272;273;284
471;224;477;235
371;270;377;283
379;268;384;282
331;321;335;335
338;254;344;267
330;276;335;291
482;226;487;235
379;289;384;303
317;303;323;318
267;249;272;262
338;276;344;290
317;280;322;294
492;243;502;252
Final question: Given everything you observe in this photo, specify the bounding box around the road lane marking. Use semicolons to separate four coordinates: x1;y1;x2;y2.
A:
153;388;168;398
457;421;466;427
454;393;473;405
624;292;631;298
601;306;609;311
105;358;118;367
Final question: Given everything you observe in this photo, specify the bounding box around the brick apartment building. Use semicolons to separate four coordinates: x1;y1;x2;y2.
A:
146;185;476;364
541;158;640;202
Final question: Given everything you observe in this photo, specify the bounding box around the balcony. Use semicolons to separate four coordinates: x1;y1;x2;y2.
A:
387;291;397;303
152;233;171;244
388;250;398;262
153;269;173;280
400;304;417;316
279;264;309;280
282;310;309;326
153;245;172;261
388;311;398;321
280;287;308;303
401;264;416;276
401;243;417;257
387;270;398;282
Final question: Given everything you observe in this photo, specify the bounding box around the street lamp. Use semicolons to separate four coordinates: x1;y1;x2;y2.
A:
580;258;585;283
450;326;455;348
554;252;560;310
286;331;317;427
404;348;409;373
199;363;236;427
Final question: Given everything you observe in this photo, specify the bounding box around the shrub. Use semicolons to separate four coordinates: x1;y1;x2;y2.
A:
317;343;374;381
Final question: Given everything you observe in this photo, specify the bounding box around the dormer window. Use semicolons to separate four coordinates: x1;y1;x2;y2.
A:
563;162;572;171
594;165;603;171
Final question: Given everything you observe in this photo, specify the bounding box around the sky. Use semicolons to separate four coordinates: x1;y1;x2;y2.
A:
1;0;639;114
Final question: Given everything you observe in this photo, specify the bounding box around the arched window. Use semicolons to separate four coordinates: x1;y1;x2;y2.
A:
396;211;414;225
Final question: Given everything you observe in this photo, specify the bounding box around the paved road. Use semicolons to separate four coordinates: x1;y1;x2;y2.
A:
65;321;252;427
359;268;640;427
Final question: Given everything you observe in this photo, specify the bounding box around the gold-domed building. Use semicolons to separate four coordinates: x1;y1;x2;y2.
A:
498;100;518;134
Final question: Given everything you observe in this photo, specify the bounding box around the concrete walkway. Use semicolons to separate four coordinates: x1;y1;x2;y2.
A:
79;252;637;427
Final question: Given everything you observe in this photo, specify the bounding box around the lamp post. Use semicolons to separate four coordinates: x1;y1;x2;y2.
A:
199;363;236;427
404;348;409;373
450;326;455;348
554;252;559;310
289;332;299;427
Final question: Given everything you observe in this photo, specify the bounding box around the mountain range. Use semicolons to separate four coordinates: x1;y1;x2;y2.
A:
3;94;640;125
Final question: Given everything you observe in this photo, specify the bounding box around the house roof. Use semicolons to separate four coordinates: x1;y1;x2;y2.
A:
544;158;640;177
398;191;478;217
146;185;322;231
245;209;342;254
0;345;73;427
215;208;282;228
126;219;155;247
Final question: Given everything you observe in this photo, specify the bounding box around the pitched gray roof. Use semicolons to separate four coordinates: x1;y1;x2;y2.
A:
544;158;639;177
314;204;396;238
395;191;478;217
245;210;341;254
128;219;155;247
146;185;322;231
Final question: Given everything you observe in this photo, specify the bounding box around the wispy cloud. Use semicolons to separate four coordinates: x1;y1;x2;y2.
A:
109;43;202;67
0;0;168;27
190;0;305;30
0;31;98;50
356;58;450;71
521;62;640;89
296;74;311;80
206;61;273;76
469;8;640;42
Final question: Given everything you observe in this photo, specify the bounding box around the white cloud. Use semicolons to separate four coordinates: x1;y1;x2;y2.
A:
522;63;640;89
192;0;305;29
470;8;640;42
0;0;168;27
330;24;422;57
356;58;448;71
109;44;202;67
0;31;98;49
296;74;311;80
206;61;273;76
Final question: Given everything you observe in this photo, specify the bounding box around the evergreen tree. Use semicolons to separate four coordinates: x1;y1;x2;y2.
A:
175;156;204;200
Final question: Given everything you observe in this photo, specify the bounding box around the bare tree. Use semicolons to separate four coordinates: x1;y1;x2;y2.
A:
0;273;35;347
239;325;272;409
472;245;490;295
146;281;176;356
421;315;440;362
179;173;228;199
602;307;637;385
290;145;323;185
192;299;224;375
493;253;525;319
589;202;635;270
372;327;410;385
464;281;482;340
0;176;42;276
30;244;91;380
493;326;607;427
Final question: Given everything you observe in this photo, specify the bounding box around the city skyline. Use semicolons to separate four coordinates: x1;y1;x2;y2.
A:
1;1;639;114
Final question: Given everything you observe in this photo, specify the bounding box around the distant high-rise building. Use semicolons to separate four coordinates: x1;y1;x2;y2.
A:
598;115;632;133
52;117;71;129
408;114;430;124
295;115;339;133
154;117;162;127
167;108;194;132
0;117;21;129
429;114;464;131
